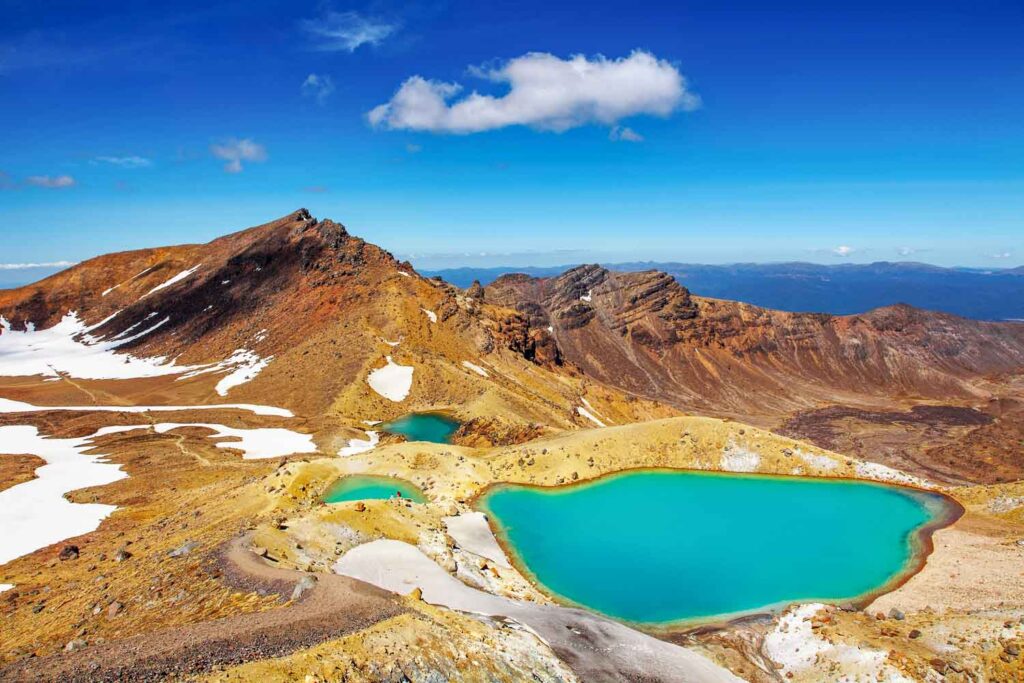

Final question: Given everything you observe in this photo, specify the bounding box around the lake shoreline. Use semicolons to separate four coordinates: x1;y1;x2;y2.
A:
475;466;965;634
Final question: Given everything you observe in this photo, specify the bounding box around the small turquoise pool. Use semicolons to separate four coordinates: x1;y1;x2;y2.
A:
479;469;956;625
381;412;460;444
323;475;426;504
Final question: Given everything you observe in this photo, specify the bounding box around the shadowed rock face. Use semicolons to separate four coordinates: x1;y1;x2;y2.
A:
485;265;1024;422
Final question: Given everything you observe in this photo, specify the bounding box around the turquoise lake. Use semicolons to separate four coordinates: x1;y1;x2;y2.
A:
323;475;426;504
381;412;460;443
480;469;951;625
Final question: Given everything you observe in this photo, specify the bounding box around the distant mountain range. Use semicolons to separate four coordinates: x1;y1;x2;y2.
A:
424;262;1024;320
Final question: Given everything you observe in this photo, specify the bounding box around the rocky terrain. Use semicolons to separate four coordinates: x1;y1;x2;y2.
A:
485;264;1024;483
1;212;1022;682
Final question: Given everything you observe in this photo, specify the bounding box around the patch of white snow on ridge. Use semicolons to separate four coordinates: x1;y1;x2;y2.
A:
0;312;197;380
0;397;293;418
367;356;413;402
336;540;511;616
214;350;273;396
142;265;201;298
764;604;915;682
421;308;438;323
97;423;316;460
0;584;12;593
0;425;128;565
383;338;401;347
443;512;510;568
102;266;155;297
462;361;489;377
580;398;609;423
576;406;606;427
339;430;379;457
721;444;760;472
580;290;592;302
398;271;411;278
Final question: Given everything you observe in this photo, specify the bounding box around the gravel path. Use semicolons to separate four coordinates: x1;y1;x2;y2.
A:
0;537;406;682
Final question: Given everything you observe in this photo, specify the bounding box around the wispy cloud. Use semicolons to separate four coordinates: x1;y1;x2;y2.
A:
93;155;152;168
299;10;397;52
0;260;76;270
987;251;1013;259
832;245;856;257
210;138;267;173
405;143;422;153
609;125;644;142
26;175;76;189
301;73;335;104
369;50;698;134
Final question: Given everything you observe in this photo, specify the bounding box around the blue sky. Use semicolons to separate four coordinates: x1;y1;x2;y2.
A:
1;0;1022;272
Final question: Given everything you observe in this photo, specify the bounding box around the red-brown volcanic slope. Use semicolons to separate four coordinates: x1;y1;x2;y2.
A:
484;264;1024;481
0;211;673;434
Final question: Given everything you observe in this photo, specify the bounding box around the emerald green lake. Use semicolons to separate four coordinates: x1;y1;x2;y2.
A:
381;412;460;443
480;469;953;625
323;475;426;504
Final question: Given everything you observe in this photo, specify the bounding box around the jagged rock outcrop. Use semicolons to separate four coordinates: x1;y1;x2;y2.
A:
486;265;1024;422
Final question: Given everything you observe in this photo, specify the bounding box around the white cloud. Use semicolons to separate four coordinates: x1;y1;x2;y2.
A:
832;245;855;257
988;251;1013;259
300;11;396;52
26;175;75;188
0;261;76;270
210;138;267;173
368;50;698;134
302;73;335;103
93;155;152;168
609;125;644;142
405;143;422;153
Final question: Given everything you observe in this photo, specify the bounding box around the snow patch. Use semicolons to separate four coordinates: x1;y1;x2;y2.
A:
580;398;609;423
0;584;12;593
367;356;414;402
102;266;155;297
339;430;379;457
462;361;489;377
214;350;272;396
422;308;438;323
142;264;201;298
443;512;511;568
97;423;316;460
580;290;592;302
0;312;198;380
0;425;128;565
0;397;293;418
576;406;606;427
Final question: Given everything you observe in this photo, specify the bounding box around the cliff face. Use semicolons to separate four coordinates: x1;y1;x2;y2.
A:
485;265;1024;421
